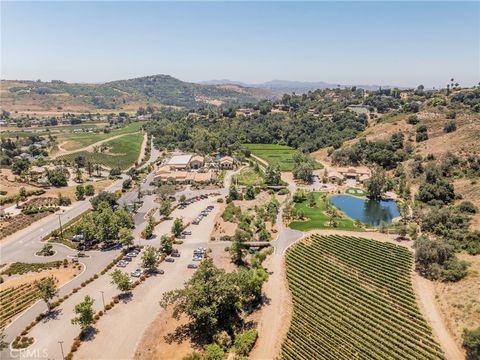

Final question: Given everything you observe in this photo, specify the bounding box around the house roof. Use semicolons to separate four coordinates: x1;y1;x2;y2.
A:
191;155;204;163
167;154;192;166
219;156;233;163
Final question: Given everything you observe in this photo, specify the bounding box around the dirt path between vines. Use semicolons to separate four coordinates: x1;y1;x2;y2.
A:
52;132;141;158
136;133;148;165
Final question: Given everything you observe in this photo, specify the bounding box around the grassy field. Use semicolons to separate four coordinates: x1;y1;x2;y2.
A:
57;132;143;169
283;234;444;360
289;192;362;231
59;121;144;151
234;167;265;186
347;106;369;114
243;143;322;171
0;122;108;139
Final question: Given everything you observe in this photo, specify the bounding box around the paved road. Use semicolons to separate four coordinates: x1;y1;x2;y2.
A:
0;147;161;359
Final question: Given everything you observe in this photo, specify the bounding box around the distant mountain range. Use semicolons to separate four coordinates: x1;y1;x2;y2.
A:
199;79;409;94
1;74;273;115
1;73;410;116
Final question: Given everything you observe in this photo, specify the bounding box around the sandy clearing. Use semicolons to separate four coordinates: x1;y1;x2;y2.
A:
0;266;81;290
134;308;194;360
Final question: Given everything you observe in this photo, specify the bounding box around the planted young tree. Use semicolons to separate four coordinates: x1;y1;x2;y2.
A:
171;217;183;237
118;227;134;248
71;295;95;336
36;277;58;311
307;192;316;207
142;214;155;239
110;269;132;294
160;235;173;254
75;185;85;200
159;200;172;217
141;246;157;271
84;184;95;196
244;185;256;200
229;185;239;200
265;165;281;186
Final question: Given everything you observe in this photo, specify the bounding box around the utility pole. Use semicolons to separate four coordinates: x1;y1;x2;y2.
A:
58;340;65;360
56;213;64;241
100;291;106;311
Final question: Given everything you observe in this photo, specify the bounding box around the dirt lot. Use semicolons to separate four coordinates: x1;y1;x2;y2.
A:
134;308;195;360
433;253;480;346
0;265;81;290
0;169;40;196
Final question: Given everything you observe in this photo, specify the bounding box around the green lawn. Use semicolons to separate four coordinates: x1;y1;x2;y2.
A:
346;187;367;197
234;167;265;186
289;192;362;232
58;132;144;169
347;106;369;114
243;143;323;171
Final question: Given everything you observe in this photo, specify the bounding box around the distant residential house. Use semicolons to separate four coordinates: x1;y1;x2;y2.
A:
328;170;344;182
219;156;234;170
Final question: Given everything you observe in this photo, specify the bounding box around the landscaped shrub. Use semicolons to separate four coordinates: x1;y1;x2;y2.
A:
234;329;258;356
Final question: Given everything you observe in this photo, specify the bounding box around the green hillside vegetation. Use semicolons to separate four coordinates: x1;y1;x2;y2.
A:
2;74;268;110
283;234;444;360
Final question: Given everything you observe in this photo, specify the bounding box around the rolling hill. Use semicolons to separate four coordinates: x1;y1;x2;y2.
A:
0;74;274;116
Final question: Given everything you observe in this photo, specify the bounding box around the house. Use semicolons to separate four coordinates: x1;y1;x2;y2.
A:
328;166;371;184
166;154;193;170
154;167;216;185
328;170;344;182
189;155;204;170
219;156;234;170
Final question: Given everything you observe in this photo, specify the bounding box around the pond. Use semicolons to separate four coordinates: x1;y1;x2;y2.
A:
330;195;400;227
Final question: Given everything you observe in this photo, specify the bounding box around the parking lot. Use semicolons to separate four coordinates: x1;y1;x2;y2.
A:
75;192;223;359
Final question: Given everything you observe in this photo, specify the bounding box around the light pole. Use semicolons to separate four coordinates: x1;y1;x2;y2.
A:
100;291;106;311
56;213;64;241
58;340;65;360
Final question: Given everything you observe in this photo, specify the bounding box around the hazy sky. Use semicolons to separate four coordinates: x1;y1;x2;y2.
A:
1;1;479;87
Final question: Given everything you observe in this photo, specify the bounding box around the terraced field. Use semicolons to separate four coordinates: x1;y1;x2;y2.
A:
57;132;144;169
243;143;322;171
282;234;444;360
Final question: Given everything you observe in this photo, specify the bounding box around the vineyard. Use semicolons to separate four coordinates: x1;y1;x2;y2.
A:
282;234;444;360
0;280;47;329
57;132;144;170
